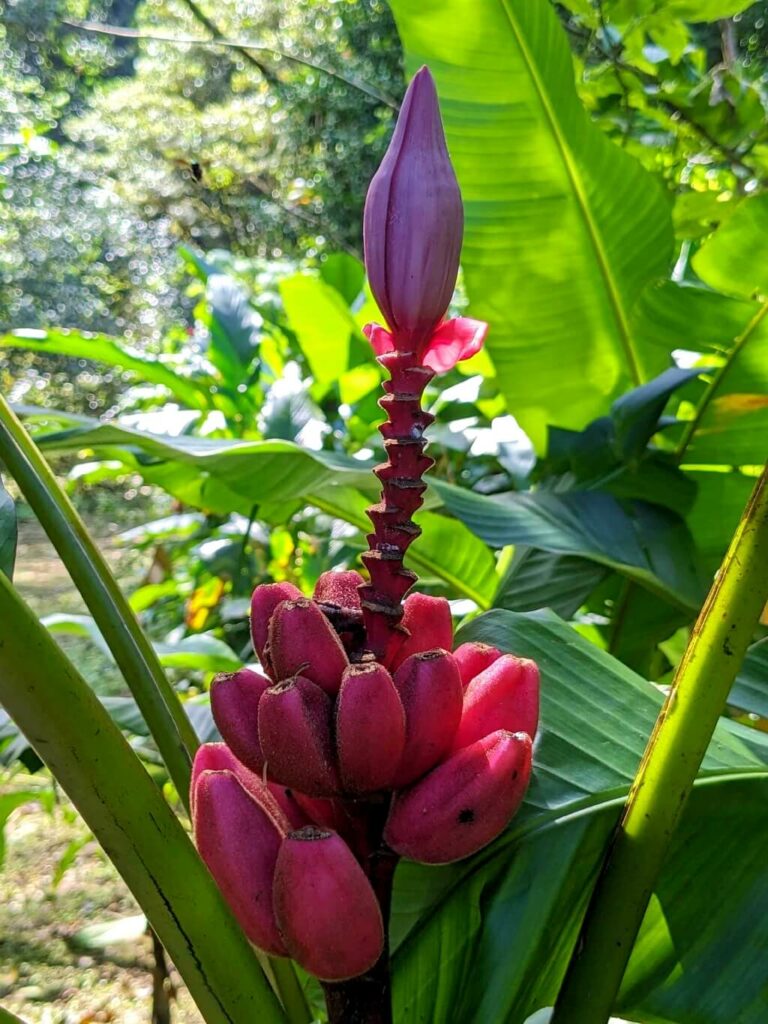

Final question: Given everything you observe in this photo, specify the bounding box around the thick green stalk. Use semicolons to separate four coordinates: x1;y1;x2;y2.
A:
552;463;768;1024
0;1007;28;1024
0;394;198;805
0;572;286;1024
269;956;313;1023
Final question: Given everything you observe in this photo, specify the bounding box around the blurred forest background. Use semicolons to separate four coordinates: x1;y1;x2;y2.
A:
1;0;768;1021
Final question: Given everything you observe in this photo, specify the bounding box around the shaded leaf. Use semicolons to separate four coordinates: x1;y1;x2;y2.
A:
433;481;703;608
391;609;768;1024
0;329;210;410
729;638;768;719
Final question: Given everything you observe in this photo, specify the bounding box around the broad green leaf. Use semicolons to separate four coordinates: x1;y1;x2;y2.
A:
610;367;699;460
593;0;754;22
279;272;356;388
494;549;608;619
31;418;496;605
693;193;768;301
685;468;759;575
42;613;242;674
391;609;768;1024
0;329;210;410
203;273;263;380
729;638;768;719
0;790;54;869
433;480;703;608
318;252;365;306
32;420;375;514
633;282;768;471
154;634;242;673
0;477;16;578
389;0;673;448
32;413;704;609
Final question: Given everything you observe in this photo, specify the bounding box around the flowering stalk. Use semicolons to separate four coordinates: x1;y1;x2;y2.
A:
359;350;435;659
359;67;487;659
190;66;527;1024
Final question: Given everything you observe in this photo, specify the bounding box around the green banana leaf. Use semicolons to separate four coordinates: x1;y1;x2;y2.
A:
0;328;211;411
388;0;674;449
632;281;768;469
729;638;768;720
42;613;243;673
390;609;768;1023
0;477;15;577
29;416;702;608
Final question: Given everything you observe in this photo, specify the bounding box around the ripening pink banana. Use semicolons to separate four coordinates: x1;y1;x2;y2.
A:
452;654;540;750
336;662;406;793
210;667;271;773
250;581;302;676
269;598;349;694
385;729;532;864
392;649;463;787
452;641;503;688
273;827;384;980
191;743;289;830
313;569;364;608
193;769;287;955
388;593;453;670
258;675;340;796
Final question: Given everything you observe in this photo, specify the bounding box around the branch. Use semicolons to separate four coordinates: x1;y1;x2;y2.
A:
62;19;399;109
174;0;279;86
566;17;763;180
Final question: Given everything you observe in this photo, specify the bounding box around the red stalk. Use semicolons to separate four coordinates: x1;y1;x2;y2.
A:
359;349;435;660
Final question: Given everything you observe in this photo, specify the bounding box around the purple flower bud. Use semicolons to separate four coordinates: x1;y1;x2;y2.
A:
363;66;463;347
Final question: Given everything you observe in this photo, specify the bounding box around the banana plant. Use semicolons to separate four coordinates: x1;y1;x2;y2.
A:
2;2;768;1022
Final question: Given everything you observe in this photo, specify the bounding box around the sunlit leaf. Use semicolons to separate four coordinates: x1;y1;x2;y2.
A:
389;0;674;448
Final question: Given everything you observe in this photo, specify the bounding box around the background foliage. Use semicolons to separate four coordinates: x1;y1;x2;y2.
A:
2;0;768;1022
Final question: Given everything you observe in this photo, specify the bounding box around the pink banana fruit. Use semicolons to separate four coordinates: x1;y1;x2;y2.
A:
392;648;463;787
452;641;503;688
250;581;302;676
193;769;287;955
268;598;349;694
388;593;453;670
258;675;340;796
336;662;406;792
273;827;383;980
385;729;532;864
453;654;540;750
210;667;271;774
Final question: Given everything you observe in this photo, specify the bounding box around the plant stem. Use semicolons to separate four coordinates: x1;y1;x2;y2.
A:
552;462;768;1024
150;928;174;1024
0;572;286;1024
0;394;198;808
269;958;313;1024
359;350;434;660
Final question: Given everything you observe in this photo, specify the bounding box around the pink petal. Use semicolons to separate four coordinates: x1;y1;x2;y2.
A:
363;322;396;356
420;317;489;373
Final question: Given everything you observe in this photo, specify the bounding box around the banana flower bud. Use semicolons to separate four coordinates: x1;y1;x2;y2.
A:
363;65;488;372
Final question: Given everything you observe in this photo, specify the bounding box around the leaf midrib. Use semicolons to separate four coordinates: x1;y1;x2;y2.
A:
498;0;643;386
